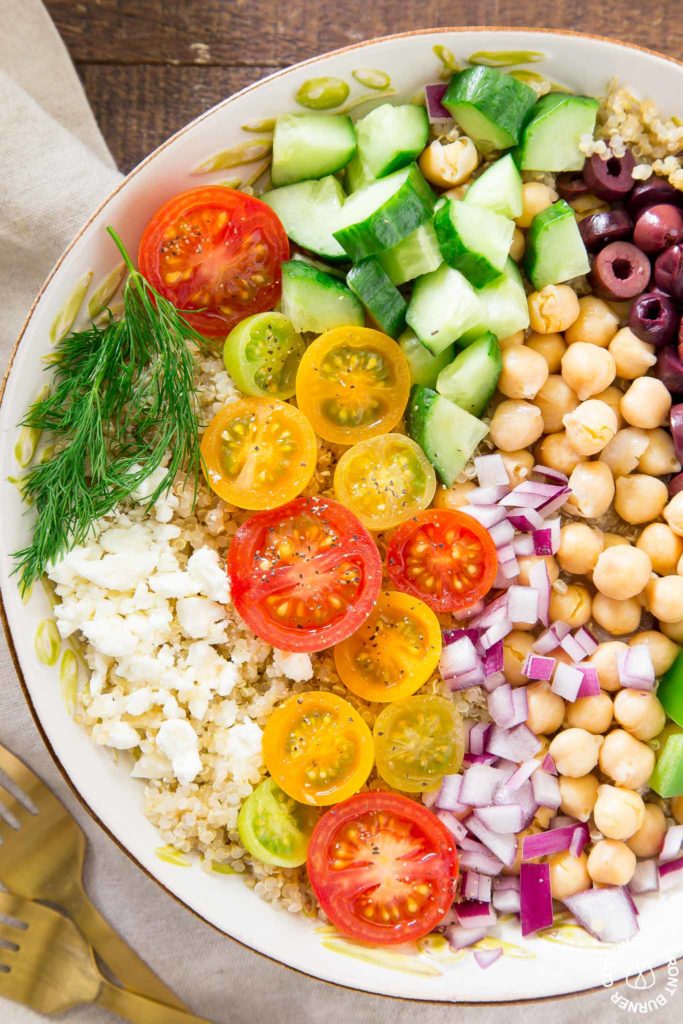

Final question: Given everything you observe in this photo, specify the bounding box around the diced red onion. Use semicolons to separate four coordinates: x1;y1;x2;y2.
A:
531;770;561;810
481;619;513;649
512;534;535;557
523;654;556;681
442;626;482;647
551;662;584;702
487;684;515;728
507;758;539;789
541;753;557;775
483;642;503;676
445;924;489;950
659;854;683;890
537;487;571;517
507;508;544;531
520;862;553;936
435;774;467;813
617;646;656;691
523;823;589;861
527;560;550;627
533;621;571;654
511;687;528;726
629;859;660;895
461;504;508;528
461;764;507;806
497;543;517;564
465;814;517;867
487;724;541;763
469;723;492;756
493;778;536;829
436;809;469;843
659;825;683;862
474;947;503;969
576;665;601;698
456;899;497;928
508;585;538;626
559;632;588;662
490;519;515;548
475;804;526;834
500;481;564;509
483;671;506;692
492;879;521;914
452;599;486;621
531;529;553;556
447;666;486;691
572;626;598;658
533;465;568;485
463;752;497;766
473;593;509;627
424;82;452;122
500;558;521;580
463;870;493;903
459;846;506;876
564;886;639;943
470;484;510;505
546;518;561;553
475;454;510;489
440;636;485;689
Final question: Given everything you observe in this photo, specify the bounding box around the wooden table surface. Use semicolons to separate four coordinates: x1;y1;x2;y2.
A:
46;0;681;173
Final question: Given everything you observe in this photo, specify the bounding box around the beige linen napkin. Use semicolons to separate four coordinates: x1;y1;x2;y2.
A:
0;2;680;1021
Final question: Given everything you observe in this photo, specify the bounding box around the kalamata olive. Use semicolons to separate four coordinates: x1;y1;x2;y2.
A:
669;472;683;497
654;245;683;300
556;173;591;201
633;204;683;254
592;241;651;299
579;209;633;251
629;291;679;347
583;151;636;201
670;404;683;464
654;346;683;393
628;178;683;219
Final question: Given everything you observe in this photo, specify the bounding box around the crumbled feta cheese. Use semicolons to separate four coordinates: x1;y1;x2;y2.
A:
130;752;172;780
157;719;202;784
125;687;156;716
149;571;199;599
272;648;314;682
81;615;139;658
89;692;122;719
223;720;263;782
92;720;140;750
77;550;160;591
176;597;228;640
187;547;230;603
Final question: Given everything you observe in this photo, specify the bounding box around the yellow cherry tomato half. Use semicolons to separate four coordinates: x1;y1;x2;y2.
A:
295;326;411;445
334;591;442;703
262;691;374;806
334;433;437;531
373;695;464;793
200;396;317;510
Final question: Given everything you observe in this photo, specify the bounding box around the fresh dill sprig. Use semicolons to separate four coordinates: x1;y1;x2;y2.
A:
14;228;208;592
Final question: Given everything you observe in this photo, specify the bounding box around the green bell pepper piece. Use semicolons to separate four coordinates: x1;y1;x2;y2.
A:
656;649;683;727
649;733;683;797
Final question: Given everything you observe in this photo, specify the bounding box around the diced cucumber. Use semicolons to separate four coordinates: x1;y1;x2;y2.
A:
516;93;599;172
280;259;364;333
291;253;346;280
271;114;356;186
333;164;435;261
435;199;515;287
406;263;482;355
458;259;530;345
377;221;442;285
345;152;375;193
346;258;407;338
436;332;502;417
398;329;455;389
406;384;489;486
464;154;523;219
524;199;590;289
355;103;429;178
443;67;537;155
262;176;347;261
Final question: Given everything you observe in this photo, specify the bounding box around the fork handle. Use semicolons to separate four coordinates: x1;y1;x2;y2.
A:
97;979;214;1024
61;882;188;1010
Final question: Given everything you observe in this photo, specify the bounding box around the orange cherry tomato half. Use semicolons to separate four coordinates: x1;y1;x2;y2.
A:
307;791;459;944
226;496;382;652
386;509;498;613
138;186;289;338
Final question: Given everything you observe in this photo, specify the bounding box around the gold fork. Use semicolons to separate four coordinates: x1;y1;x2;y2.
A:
0;892;213;1022
0;744;187;1009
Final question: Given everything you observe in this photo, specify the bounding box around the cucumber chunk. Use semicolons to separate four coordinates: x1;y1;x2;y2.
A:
280;259;364;334
406;384;489;486
347;258;407;338
271;114;356;186
333;164;435;261
436;332;502;417
516;93;599;172
345;151;375;193
524;199;590;289
435;199;515;287
443;67;537;155
262;176;347;261
377;221;442;285
464;154;523;218
458;259;530;346
398;329;455;389
355;103;429;179
406;263;482;355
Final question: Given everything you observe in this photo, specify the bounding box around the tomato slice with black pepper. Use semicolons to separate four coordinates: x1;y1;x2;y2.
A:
138;186;289;338
226;496;382;652
307;792;459;945
386;509;498;613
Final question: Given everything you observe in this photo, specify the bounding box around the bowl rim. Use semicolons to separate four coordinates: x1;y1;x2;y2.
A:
2;25;683;1006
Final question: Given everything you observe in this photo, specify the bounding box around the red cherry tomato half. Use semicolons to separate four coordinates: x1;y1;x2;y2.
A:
386;509;498;613
138;186;289;338
226;496;382;652
306;791;459;945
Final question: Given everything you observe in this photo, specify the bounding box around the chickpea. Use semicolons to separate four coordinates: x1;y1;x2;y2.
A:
638;429;680;476
564;295;619;348
549;850;591;900
561;343;616;401
603;532;630;549
614;689;666;742
558;522;604;575
526;680;566;735
528;285;580;334
498;330;525;350
672;796;683;824
516;181;556;228
627;804;667;858
549;582;592;628
517;554;559;587
608;327;657;379
536;432;583;476
664;491;683;538
593;784;645;840
599;428;649;478
548;728;603;777
661;618;683;644
637;524;683;576
592;544;652;600
587;840;637;886
418;136;479;188
629;630;680;677
567;462;615;519
433;481;475;510
533;376;578;433
564;691;614;734
526;332;566;373
599;729;655;789
621;377;672;429
503;630;536;686
563;400;618;456
490;400;544;452
593;386;625;429
498;345;549;400
500;449;535;487
592;593;642;636
534;805;555;829
509;227;525;262
586;641;629;692
614;474;668;525
646;575;683;623
559;773;599;822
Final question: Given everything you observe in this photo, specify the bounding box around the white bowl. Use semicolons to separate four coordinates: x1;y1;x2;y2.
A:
2;27;683;1004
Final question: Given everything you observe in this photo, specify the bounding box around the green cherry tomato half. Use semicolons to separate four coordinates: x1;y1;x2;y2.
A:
373;695;464;793
223;311;305;400
237;776;318;867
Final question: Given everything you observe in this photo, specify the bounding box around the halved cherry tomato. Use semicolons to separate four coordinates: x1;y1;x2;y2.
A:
373;695;464;793
295;327;411;445
223;311;304;400
227;496;382;652
386;509;498;613
307;791;458;944
262;691;374;806
138;186;289;338
333;433;436;531
200;397;316;510
334;591;442;703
